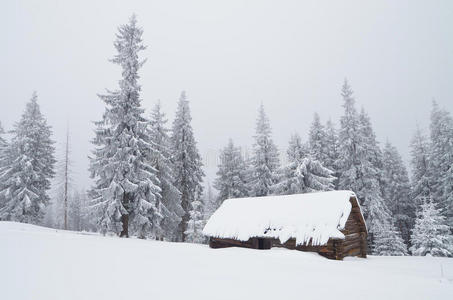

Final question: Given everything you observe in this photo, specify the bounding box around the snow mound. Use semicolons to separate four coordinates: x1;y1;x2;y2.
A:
203;190;357;246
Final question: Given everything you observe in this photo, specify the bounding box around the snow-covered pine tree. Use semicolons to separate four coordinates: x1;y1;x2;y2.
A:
0;121;7;167
0;122;8;210
308;113;329;165
273;133;306;195
149;101;183;241
171;91;205;242
68;190;83;231
203;181;217;220
324;119;339;188
79;190;97;232
89;15;161;239
248;104;280;197
184;191;205;244
410;198;452;257
382;141;414;245
214;139;248;203
337;79;362;196
336;80;398;251
273;133;335;195
356;108;399;251
358;108;384;181
373;218;408;256
410;127;434;207
0;92;56;224
429;101;453;228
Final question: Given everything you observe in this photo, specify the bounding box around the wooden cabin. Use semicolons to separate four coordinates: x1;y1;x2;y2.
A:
203;190;367;260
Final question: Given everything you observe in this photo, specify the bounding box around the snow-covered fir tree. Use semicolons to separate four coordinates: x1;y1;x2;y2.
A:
68;190;83;231
358;108;384;181
410;127;434;207
248;104;280;197
357;108;399;251
184;191;205;244
273;133;335;195
0;122;8;209
373;219;408;256
78;190;97;232
273;134;306;195
336;80;400;251
382;141;414;245
410;198;452;257
203;181;217;220
308;113;329;165
214;139;248;203
0;121;7;167
171;91;205;242
429;101;453;228
149;101;183;241
324;119;339;187
337;79;362;195
89;15;161;239
0;92;55;224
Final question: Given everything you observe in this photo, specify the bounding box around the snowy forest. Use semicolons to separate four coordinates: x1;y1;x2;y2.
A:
1;15;452;257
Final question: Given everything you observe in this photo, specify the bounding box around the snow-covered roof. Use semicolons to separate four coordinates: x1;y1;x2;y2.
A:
203;190;360;246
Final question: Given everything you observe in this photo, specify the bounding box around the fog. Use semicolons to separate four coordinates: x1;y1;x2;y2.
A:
1;0;452;189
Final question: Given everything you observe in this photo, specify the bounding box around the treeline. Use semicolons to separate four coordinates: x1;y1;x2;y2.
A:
0;16;452;256
212;81;453;256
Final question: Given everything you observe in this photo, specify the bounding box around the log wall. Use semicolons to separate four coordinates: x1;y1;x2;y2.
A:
338;197;368;259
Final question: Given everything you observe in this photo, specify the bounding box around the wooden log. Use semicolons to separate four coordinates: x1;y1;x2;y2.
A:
345;233;361;239
343;242;361;253
210;237;257;249
344;247;361;257
343;238;362;246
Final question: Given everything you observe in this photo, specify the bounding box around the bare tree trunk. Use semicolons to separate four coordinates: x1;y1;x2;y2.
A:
120;214;129;237
64;128;69;230
178;186;189;242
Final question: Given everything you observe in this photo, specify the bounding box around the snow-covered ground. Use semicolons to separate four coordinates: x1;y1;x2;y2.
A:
1;222;452;300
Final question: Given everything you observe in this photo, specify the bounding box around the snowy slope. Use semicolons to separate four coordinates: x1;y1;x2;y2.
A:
1;222;452;300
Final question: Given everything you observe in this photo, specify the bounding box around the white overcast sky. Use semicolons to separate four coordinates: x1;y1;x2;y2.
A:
1;0;452;189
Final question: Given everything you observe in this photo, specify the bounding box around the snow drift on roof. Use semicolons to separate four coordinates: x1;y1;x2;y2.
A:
203;190;357;246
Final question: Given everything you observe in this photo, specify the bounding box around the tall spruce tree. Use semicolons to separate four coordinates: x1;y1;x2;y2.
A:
410;198;452;257
373;219;408;256
0;121;7;166
214;139;248;203
68;190;83;231
382;141;414;245
0;92;55;224
337;79;362;195
248;104;280;197
184;191;205;244
272;134;306;195
149;101;183;241
273;133;335;195
324;119;339;187
89;15;161;238
336;80;402;252
429;101;453;228
357;107;404;252
0;122;8;209
410;127;434;207
203;181;217;221
308;113;329;165
171;91;205;242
